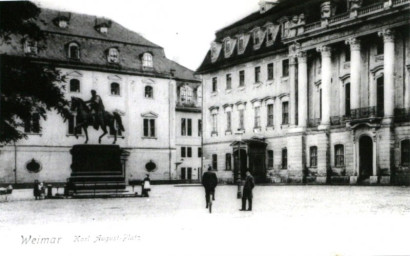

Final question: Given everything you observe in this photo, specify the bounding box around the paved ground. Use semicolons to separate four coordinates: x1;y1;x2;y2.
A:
1;185;410;256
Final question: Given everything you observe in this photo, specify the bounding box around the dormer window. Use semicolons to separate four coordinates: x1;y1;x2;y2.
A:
24;40;37;55
100;26;108;34
107;48;119;63
238;37;244;52
253;30;260;45
267;27;274;42
225;40;231;53
59;20;68;28
142;53;153;68
68;42;80;60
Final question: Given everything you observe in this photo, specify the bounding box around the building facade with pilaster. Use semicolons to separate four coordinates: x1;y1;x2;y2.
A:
0;8;201;184
197;0;410;184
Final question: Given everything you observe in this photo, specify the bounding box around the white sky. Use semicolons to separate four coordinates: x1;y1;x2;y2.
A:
32;0;259;71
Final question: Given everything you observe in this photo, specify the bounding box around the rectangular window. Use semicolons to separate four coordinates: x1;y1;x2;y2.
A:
310;146;317;168
345;46;351;62
254;106;261;128
376;39;384;55
255;66;261;83
181;167;186;180
267;63;274;80
239;109;244;130
187;119;192;136
226;111;232;131
282;59;289;77
187;147;192;158
198;147;202;158
267;150;274;168
212;154;218;170
226;74;232;90
68;115;82;135
181;118;186;136
24;113;40;134
212;77;217;92
267;104;274;126
226;153;232;170
345;83;351;116
187;167;192;179
281;148;288;169
401;140;410;166
212;114;217;134
239;70;245;87
198;119;202;136
143;119;155;137
254;31;260;45
335;145;344;167
282;102;289;125
320;89;322;119
181;147;186;158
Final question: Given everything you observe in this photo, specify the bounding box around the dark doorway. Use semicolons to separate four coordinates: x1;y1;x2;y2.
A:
233;149;247;180
187;167;192;180
181;168;186;180
377;76;384;117
248;144;267;183
359;136;373;181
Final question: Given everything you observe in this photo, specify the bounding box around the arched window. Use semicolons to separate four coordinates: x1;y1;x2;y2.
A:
401;140;410;166
107;48;119;63
68;42;80;59
70;79;80;92
142;53;153;68
145;86;153;98
111;82;120;95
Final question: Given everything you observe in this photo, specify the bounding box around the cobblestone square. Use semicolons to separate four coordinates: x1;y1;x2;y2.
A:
1;185;410;255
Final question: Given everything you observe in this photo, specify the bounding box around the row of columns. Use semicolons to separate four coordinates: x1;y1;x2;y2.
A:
287;28;396;130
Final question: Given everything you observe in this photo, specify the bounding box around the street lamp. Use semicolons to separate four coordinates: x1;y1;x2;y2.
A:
235;130;244;199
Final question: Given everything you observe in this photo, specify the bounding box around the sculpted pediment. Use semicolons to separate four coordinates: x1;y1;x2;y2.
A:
141;111;158;118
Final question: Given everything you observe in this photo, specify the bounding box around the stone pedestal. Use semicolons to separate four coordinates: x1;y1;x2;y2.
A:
316;176;327;184
349;176;358;184
369;176;379;185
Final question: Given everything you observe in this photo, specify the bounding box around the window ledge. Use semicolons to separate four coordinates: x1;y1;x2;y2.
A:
281;76;289;81
253;127;261;133
238;86;245;91
211;132;218;137
110;94;121;97
211;92;218;97
225;89;232;94
266;126;274;131
142;136;157;140
225;130;232;135
281;124;289;129
253;82;263;88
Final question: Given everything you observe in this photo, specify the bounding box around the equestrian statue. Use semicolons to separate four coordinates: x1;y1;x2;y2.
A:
70;90;124;144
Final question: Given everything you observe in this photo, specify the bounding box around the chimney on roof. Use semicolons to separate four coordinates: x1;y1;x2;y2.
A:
259;0;278;14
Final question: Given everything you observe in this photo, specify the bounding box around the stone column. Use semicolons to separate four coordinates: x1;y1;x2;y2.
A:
379;29;395;119
346;38;361;112
298;51;308;128
289;56;297;127
317;45;332;128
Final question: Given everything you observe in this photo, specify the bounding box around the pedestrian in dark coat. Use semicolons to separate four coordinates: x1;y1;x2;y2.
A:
240;171;255;211
141;174;151;197
202;165;218;208
33;180;40;200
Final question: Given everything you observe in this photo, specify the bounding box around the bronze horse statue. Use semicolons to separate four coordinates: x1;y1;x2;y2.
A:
70;97;124;144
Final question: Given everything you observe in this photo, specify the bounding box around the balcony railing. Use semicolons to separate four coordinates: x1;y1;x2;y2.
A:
308;118;321;128
393;0;410;6
395;108;410;122
350;106;382;120
305;21;321;32
358;2;384;16
329;12;350;24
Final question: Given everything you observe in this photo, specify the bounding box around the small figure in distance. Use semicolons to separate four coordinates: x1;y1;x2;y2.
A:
33;180;40;200
240;171;255;211
142;174;151;197
202;165;218;209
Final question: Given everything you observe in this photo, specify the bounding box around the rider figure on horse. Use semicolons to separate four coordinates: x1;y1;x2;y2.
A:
85;90;105;130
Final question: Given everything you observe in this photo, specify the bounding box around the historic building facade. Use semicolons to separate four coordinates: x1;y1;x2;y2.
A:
197;0;410;184
0;8;201;184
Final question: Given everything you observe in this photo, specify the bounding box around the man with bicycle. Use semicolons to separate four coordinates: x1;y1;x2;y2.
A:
202;165;218;209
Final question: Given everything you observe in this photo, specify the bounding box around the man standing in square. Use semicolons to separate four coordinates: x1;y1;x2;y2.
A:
202;165;218;209
240;171;254;211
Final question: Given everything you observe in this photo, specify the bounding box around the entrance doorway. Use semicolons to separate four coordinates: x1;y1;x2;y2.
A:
233;149;247;180
359;136;373;181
